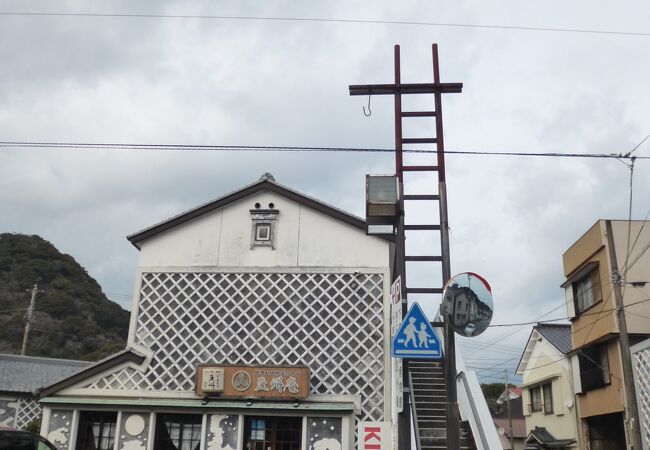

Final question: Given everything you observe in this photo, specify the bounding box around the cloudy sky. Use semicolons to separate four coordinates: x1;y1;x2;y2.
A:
2;0;650;383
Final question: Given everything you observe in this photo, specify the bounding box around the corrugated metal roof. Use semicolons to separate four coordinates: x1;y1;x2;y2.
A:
0;353;90;394
535;324;572;354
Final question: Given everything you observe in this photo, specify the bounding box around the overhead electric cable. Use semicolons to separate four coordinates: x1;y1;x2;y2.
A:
0;11;649;38
464;302;566;357
489;297;650;327
1;141;648;159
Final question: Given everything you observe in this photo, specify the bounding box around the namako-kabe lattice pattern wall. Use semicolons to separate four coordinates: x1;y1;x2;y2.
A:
15;397;42;430
632;339;650;450
85;272;386;421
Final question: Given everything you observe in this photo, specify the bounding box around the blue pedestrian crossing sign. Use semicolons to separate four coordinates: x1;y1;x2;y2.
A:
392;302;443;359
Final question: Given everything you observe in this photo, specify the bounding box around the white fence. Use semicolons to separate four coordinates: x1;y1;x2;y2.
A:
631;338;650;450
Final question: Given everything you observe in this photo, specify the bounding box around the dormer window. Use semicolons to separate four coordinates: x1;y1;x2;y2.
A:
250;203;279;249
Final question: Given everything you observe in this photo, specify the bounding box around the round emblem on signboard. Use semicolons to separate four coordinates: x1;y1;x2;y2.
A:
232;371;252;391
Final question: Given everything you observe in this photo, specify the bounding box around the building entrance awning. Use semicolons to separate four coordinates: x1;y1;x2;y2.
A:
40;396;356;413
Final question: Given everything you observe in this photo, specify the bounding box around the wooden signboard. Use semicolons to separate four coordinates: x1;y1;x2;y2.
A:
196;365;310;400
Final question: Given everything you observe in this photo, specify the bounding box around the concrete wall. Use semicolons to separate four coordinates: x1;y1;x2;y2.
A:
563;221;616;348
609;220;650;335
563;220;650;346
137;190;390;270
562;220;643;421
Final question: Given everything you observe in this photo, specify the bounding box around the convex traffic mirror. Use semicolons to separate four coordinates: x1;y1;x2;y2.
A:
442;272;493;337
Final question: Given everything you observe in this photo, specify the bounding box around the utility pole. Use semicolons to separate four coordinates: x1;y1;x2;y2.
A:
605;220;642;450
20;284;39;356
505;369;514;450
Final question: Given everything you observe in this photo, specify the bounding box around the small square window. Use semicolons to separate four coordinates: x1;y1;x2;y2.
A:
250;207;278;249
256;224;271;241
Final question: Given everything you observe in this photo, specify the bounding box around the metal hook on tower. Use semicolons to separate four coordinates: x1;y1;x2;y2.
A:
363;94;372;117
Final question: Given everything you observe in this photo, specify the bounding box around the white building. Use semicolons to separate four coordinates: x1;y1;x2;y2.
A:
516;324;579;449
39;174;395;450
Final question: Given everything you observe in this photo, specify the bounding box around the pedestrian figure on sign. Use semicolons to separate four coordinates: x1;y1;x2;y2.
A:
404;317;418;348
418;322;430;348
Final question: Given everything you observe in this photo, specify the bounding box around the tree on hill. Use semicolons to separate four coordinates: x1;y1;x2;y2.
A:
481;381;516;414
0;233;129;360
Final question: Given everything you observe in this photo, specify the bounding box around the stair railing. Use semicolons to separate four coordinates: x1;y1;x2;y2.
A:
457;372;489;448
408;368;422;450
456;347;504;450
432;309;502;450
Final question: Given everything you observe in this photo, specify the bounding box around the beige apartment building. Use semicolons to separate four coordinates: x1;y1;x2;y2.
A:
562;219;650;449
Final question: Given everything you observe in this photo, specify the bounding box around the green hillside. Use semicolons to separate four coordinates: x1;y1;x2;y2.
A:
0;233;129;360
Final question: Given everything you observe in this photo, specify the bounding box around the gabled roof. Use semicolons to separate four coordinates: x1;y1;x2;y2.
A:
516;323;571;374
127;173;393;249
525;427;575;448
536;324;572;355
496;387;523;407
39;348;145;397
0;354;90;395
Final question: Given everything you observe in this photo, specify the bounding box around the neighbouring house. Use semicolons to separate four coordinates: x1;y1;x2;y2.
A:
0;354;89;430
562;219;650;449
492;387;525;450
37;175;396;450
524;427;577;450
516;324;579;449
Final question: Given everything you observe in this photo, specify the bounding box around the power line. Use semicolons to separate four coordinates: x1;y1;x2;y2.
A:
464;302;566;358
489;296;650;328
1;141;648;159
0;11;649;38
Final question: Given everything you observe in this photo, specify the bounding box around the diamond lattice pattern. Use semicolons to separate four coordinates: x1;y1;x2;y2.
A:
88;272;385;421
633;345;650;448
15;397;42;430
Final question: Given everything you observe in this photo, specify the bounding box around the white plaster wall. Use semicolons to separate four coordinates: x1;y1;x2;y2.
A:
521;338;579;443
137;191;390;270
138;208;223;267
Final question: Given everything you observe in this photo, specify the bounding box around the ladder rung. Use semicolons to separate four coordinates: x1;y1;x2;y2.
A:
403;165;438;172
402;138;437;144
401;111;437;117
407;287;444;294
405;256;443;262
404;194;440;200
404;225;441;231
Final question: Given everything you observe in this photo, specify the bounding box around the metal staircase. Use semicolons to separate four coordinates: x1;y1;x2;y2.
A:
410;361;477;450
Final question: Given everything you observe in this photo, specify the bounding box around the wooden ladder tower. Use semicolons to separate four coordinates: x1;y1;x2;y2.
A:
349;44;463;450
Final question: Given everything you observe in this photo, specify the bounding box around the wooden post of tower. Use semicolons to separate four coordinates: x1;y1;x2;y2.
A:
350;44;462;450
